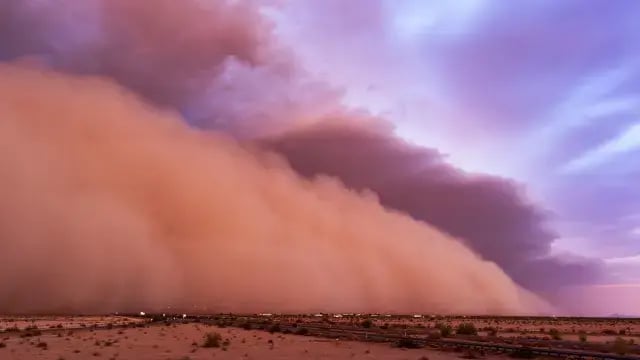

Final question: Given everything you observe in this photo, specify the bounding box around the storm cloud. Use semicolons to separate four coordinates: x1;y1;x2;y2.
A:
0;64;548;314
0;0;609;312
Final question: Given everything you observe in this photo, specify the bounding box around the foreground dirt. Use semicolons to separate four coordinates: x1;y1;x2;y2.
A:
0;316;143;332
0;322;491;360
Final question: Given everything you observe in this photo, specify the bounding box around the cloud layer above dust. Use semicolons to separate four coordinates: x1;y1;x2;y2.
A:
0;64;548;314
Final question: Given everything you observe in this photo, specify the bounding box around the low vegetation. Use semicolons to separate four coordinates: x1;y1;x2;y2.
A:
268;324;281;333
360;319;373;328
396;338;421;349
578;331;587;342
510;347;536;359
201;332;222;348
485;327;498;337
612;337;629;355
435;323;452;337
548;328;562;340
456;323;478;336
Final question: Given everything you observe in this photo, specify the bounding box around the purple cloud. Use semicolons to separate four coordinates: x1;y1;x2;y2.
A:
262;122;604;293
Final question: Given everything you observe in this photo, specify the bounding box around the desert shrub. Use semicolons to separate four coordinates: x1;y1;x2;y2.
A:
36;341;48;349
456;323;478;336
602;329;617;335
612;337;629;355
201;332;222;348
215;320;227;328
437;324;452;337
578;331;587;342
268;324;281;333
510;347;536;359
461;350;479;359
0;342;6;348
295;327;309;336
619;329;627;335
21;329;42;338
396;338;421;349
486;327;498;337
241;322;252;330
380;323;389;329
360;319;373;328
427;331;441;340
548;328;562;340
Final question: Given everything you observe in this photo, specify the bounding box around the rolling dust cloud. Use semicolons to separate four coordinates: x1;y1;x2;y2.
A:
0;64;548;315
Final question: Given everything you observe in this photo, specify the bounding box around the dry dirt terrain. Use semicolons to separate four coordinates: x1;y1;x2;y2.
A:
1;315;639;360
0;318;476;360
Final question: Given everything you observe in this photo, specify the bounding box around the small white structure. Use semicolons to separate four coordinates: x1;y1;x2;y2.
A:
139;311;146;316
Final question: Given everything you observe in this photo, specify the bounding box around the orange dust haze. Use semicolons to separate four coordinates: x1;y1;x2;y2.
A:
0;64;549;315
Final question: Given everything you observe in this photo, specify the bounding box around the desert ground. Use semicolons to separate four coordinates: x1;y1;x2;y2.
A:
1;314;639;360
0;316;468;360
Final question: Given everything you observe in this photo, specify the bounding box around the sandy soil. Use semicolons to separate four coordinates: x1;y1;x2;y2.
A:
311;316;640;337
0;323;494;360
0;316;143;331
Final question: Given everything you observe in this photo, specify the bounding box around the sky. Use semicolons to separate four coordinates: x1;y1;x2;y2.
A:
0;0;638;315
273;0;640;287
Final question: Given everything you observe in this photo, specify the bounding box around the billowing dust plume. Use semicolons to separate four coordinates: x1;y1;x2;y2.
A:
0;64;547;314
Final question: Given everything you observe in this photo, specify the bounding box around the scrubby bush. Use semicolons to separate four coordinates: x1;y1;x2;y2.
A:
201;332;222;348
295;327;309;336
435;323;452;337
456;323;478;336
612;337;629;355
396;338;421;349
578;331;587;342
268;324;281;333
510;347;536;359
486;327;498;337
360;319;373;328
548;328;562;340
